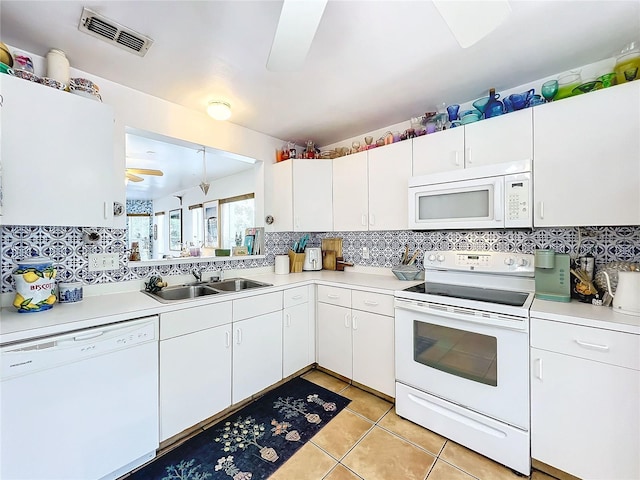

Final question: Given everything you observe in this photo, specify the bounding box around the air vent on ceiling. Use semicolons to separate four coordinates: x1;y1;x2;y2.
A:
78;7;153;57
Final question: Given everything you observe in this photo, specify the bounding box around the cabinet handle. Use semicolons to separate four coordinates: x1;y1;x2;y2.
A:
294;216;300;229
291;294;303;300
534;358;543;380
539;201;544;219
327;293;340;299
103;201;109;220
454;150;460;167
236;328;242;345
363;300;379;306
575;339;609;352
369;214;375;226
352;315;358;330
285;313;291;327
225;331;230;348
361;214;367;226
466;148;472;165
344;313;350;329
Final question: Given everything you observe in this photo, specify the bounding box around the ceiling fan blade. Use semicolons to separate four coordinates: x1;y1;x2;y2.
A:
266;0;328;72
433;0;511;48
126;173;144;182
126;168;164;176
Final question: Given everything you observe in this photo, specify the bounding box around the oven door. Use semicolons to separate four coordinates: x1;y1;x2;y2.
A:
395;299;529;429
408;176;504;230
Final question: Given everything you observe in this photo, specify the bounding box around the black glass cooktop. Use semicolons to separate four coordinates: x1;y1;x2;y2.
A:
403;282;530;307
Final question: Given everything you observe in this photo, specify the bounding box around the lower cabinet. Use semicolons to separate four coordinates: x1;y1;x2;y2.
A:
232;292;284;404
159;302;233;442
530;318;640;480
283;285;315;378
317;285;395;397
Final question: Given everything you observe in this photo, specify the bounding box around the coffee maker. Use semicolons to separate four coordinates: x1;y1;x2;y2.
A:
534;249;571;302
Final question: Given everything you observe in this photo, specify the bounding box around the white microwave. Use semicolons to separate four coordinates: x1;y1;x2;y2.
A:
408;160;532;230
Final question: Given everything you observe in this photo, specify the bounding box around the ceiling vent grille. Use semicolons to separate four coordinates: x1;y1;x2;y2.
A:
78;7;153;57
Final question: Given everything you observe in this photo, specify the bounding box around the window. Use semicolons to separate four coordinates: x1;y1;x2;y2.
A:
219;194;255;249
169;209;182;251
155;212;165;258
127;214;151;261
190;204;204;246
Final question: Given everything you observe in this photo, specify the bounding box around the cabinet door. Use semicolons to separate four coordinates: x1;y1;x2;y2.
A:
531;348;640;479
283;302;312;377
368;141;412;230
464;108;532;168
0;74;121;227
159;324;232;441
271;160;294;231
533;81;640;226
232;311;283;403
317;302;352;379
292;159;333;231
333;151;368;231
352;310;395;397
412;128;464;176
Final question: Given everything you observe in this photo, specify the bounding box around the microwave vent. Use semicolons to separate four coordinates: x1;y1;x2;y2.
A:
78;7;153;57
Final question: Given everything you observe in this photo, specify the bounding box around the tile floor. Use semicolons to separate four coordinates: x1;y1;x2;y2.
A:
268;369;558;480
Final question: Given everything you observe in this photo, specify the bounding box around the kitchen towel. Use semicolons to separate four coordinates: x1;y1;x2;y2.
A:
128;376;350;480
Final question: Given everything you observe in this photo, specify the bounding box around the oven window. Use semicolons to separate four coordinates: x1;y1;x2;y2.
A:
413;321;497;386
418;189;490;220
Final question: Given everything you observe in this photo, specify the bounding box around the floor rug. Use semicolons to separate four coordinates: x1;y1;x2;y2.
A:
129;376;351;480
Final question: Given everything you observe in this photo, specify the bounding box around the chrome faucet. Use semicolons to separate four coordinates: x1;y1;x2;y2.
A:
192;268;203;282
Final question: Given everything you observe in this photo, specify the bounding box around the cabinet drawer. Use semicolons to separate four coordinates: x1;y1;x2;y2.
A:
233;291;283;321
317;285;351;307
531;318;640;370
161;301;232;340
352;290;394;316
284;286;309;308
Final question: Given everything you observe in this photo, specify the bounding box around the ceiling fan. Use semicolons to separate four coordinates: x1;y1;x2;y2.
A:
266;0;511;71
125;168;164;183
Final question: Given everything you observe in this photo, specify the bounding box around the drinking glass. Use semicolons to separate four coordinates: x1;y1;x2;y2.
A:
541;80;559;102
447;104;460;122
352;140;361;152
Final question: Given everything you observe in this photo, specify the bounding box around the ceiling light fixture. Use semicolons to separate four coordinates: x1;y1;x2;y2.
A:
207;101;232;121
198;148;210;196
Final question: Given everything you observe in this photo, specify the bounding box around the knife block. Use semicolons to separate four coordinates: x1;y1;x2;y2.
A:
288;250;305;273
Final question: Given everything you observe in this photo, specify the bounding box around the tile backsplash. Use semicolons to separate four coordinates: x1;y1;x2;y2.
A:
1;225;639;293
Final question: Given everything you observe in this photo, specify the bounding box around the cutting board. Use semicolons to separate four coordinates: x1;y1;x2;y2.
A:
321;238;343;257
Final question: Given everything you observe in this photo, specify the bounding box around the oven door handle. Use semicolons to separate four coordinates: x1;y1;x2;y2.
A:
395;300;527;331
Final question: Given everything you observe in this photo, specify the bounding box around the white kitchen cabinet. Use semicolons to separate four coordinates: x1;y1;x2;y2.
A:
333;141;412;231
412;109;532;175
271;159;332;232
0;73;123;227
317;285;395;397
533;80;640;227
232;292;284;403
159;302;233;441
283;286;314;377
530;318;640;479
333;151;368;231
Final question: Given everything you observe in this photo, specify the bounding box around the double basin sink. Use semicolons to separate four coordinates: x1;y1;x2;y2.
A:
143;278;272;303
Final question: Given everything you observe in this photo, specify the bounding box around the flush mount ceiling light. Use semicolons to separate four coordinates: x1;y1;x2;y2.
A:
433;0;511;48
207;101;232;121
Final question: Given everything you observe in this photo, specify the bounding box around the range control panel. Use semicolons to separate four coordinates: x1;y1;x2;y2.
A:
423;250;535;275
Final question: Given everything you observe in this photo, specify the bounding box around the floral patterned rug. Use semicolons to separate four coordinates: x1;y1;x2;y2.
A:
129;376;350;480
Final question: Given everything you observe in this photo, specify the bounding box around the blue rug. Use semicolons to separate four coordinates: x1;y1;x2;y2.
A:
129;376;350;480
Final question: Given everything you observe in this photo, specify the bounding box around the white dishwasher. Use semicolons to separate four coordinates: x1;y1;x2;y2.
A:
1;316;159;480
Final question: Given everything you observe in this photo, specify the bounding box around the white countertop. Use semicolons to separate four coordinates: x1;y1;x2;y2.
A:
531;298;640;335
0;269;418;345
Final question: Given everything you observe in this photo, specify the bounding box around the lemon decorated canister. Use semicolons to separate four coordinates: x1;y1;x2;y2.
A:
12;257;57;313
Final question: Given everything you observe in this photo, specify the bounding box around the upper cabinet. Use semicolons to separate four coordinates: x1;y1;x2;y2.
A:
333;141;412;231
0;74;123;227
412;109;533;175
533;81;640;227
271;159;332;232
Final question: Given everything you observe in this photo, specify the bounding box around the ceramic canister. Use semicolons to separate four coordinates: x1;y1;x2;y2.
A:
58;282;83;304
12;257;57;313
46;48;70;87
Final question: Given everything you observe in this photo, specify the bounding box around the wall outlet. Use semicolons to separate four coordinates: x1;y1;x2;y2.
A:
362;247;370;260
88;253;119;271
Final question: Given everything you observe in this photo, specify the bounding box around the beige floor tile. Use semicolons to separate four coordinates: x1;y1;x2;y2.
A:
311;409;373;459
378;408;446;456
427;459;477;480
324;464;363;480
440;441;525;480
531;471;561;480
342;426;436;480
340;386;393;422
303;370;350;393
270;442;337;480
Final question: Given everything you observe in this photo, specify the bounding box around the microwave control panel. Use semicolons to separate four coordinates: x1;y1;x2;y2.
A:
505;175;531;227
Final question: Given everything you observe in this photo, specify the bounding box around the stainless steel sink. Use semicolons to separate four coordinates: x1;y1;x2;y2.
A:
144;284;220;303
143;277;271;303
207;278;272;292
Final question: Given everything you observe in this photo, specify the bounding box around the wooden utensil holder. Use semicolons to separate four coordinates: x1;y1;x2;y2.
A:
288;250;305;273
